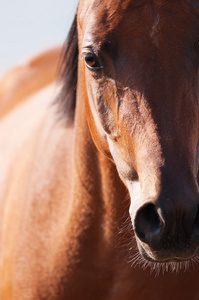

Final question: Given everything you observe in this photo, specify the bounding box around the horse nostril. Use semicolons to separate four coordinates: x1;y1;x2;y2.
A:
193;205;199;231
134;203;162;244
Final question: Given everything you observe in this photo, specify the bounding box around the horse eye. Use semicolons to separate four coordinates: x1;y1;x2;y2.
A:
84;53;103;71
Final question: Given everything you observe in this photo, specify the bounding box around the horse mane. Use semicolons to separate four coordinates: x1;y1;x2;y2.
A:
56;13;78;125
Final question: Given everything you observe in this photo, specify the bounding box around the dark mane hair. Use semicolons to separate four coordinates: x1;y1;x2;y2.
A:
57;13;78;125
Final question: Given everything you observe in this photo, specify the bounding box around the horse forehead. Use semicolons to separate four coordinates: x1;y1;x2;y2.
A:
79;0;199;49
78;0;131;40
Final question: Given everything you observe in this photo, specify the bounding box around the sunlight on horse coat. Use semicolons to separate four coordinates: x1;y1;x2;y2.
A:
1;0;199;299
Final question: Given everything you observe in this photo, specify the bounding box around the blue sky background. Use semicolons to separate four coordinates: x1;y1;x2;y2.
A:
0;0;78;73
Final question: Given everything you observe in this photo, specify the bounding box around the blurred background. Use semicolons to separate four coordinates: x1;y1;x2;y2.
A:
0;0;78;73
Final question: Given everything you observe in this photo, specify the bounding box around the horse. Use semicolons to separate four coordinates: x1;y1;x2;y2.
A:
1;0;199;299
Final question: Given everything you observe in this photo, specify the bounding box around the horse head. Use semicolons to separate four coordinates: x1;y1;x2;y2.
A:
77;0;199;263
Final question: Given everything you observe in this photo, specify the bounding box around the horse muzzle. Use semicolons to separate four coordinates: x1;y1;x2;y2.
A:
131;192;199;263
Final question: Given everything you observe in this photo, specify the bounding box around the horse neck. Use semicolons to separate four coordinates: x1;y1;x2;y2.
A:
70;86;129;252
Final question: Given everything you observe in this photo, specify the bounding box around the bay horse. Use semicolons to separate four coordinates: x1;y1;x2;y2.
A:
1;0;199;299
